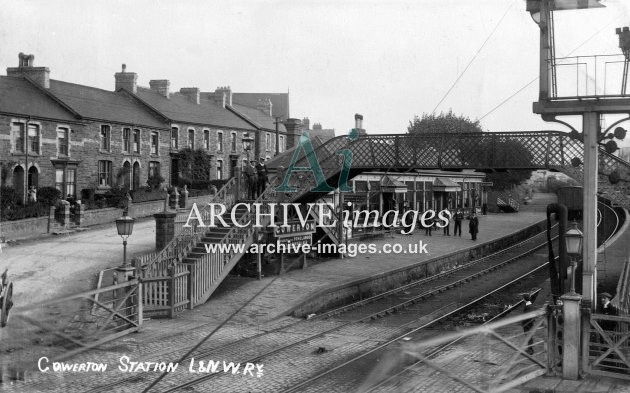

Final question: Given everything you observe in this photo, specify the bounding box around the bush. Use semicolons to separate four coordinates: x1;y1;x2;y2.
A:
38;186;61;207
1;186;17;211
1;202;48;221
147;173;165;190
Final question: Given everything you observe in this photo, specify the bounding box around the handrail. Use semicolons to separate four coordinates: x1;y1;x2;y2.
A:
141;177;237;270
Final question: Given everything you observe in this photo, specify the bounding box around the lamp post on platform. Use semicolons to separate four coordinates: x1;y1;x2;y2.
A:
243;132;254;162
116;213;135;268
565;220;584;296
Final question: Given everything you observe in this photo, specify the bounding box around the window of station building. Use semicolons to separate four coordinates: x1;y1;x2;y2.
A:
122;128;131;152
230;132;236;152
149;161;160;178
216;160;223;180
217;131;223;152
188;129;195;149
266;133;271;151
150;131;159;155
57;127;69;156
171;127;179;149
11;122;25;153
279;135;285;153
98;160;113;187
204;130;210;150
100;125;111;151
133;129;141;153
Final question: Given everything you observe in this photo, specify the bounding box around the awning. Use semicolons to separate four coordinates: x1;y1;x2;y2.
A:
433;178;461;192
380;176;408;194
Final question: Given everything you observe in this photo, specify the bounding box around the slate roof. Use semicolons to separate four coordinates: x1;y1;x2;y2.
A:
135;87;255;130
265;134;325;171
0;76;78;122
230;104;287;132
48;80;168;128
232;92;289;120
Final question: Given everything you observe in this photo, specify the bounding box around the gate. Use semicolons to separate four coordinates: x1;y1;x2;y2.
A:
582;312;630;379
5;279;142;372
399;308;553;393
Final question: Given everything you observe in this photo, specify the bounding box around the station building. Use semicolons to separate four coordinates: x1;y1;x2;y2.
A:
348;170;487;214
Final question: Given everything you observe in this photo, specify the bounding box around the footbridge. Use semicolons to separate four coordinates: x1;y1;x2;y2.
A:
139;130;630;315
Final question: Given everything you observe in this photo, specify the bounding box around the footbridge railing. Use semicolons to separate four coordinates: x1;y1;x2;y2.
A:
273;131;630;209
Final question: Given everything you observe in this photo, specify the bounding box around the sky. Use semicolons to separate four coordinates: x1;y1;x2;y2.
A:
1;0;630;142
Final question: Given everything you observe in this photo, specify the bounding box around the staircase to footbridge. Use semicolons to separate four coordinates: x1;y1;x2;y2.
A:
140;131;630;314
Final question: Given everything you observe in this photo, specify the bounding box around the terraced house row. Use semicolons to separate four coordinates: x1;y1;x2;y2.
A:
0;53;297;203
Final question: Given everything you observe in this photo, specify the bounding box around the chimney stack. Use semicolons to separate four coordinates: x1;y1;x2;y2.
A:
302;117;310;131
215;86;232;106
114;64;137;93
355;113;363;130
256;98;273;116
208;91;226;107
283;118;302;149
149;79;170;97
7;53;50;88
180;87;200;104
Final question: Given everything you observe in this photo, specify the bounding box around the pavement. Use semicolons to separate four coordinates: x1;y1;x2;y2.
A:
3;192;630;391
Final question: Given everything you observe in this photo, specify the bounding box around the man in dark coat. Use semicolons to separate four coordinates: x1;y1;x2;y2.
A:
453;209;463;237
245;160;258;199
469;212;479;241
256;157;268;197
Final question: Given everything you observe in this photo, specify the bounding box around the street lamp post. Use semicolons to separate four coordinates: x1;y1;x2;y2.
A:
242;133;254;162
116;213;135;267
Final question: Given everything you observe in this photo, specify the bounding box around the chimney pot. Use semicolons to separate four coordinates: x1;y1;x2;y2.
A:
354;113;363;130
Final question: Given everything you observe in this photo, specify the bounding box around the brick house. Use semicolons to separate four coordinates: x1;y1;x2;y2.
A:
0;55;170;203
0;54;293;203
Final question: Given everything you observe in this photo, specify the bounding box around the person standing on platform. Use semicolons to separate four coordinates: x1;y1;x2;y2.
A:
442;210;450;236
245;160;258;199
469;212;479;241
453;208;463;237
256;157;268;197
424;217;432;236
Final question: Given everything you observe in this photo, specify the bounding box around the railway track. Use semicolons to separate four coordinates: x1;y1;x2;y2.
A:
119;227;559;393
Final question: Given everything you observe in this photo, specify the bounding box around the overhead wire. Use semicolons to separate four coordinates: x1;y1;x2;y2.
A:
430;2;515;115
479;11;625;122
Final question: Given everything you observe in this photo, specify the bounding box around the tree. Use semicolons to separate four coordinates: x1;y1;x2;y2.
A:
178;148;213;188
407;110;533;190
407;110;484;134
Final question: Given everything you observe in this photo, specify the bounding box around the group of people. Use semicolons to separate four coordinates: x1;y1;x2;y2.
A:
244;157;269;200
423;208;480;241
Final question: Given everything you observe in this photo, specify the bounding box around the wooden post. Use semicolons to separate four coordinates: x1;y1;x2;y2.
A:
561;293;582;380
186;263;194;309
167;266;175;319
136;278;143;330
